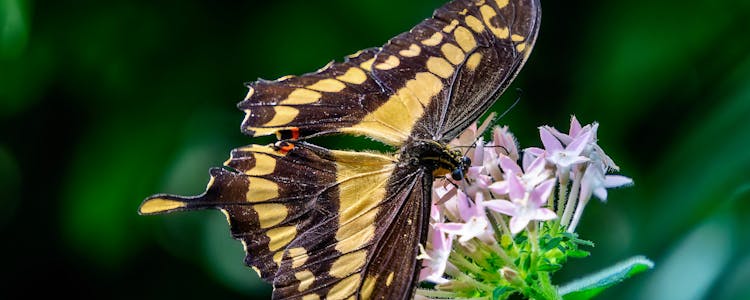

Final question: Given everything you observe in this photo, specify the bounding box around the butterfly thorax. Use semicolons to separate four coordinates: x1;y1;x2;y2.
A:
401;139;468;179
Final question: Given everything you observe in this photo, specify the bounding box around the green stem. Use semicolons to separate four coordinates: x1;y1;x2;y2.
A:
527;221;540;273
556;172;569;217
487;211;512;246
445;266;497;293
416;288;460;298
450;250;486;276
536;272;563;300
488;239;516;267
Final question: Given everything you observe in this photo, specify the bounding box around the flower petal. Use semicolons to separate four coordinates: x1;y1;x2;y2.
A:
507;171;525;201
456;191;473;221
533;208;558;221
429;201;441;222
436;222;466;234
566;130;593;156
467;166;484;178
531;178;556;206
483;199;517;216
565;156;591;167
420;268;450;284
493;126;519;160
488;181;509;195
546;125;572;145
569;115;582;137
499;156;522;175
472;138;485;166
473;192;486;215
525;147;545;157
594;186;608;201
540;127;564;152
604;175;633;188
525;154;548;177
509;214;531;234
431;226;453;252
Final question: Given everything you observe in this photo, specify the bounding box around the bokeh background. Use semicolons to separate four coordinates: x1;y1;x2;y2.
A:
2;0;749;298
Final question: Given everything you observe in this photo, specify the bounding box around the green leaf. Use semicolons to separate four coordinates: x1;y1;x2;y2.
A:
542;236;563;252
572;237;595;247
492;286;510;300
538;263;563;272
567;250;591;258
558;256;654;300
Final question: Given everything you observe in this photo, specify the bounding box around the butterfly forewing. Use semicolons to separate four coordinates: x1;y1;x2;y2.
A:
239;48;397;144
371;0;541;142
437;0;541;141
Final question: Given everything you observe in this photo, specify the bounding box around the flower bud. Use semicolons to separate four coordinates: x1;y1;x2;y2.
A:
500;267;523;286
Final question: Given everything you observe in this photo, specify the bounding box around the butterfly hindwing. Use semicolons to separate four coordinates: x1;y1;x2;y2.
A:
271;161;431;300
359;170;432;300
140;143;343;280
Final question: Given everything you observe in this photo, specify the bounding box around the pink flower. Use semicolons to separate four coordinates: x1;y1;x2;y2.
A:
484;174;557;234
437;192;492;244
489;155;550;195
546;116;619;171
491;126;520;161
418;226;454;284
546;115;584;145
540;126;591;173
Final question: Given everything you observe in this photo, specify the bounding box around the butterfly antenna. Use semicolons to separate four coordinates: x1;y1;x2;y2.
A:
461;89;524;157
498;88;523;121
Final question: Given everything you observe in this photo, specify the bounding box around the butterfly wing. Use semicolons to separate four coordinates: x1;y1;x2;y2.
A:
239;49;396;143
271;159;431;300
240;0;540;145
239;45;440;147
437;0;542;141
141;141;431;300
140;142;354;280
371;0;542;142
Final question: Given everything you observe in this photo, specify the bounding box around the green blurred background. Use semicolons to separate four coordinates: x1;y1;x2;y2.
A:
2;0;749;298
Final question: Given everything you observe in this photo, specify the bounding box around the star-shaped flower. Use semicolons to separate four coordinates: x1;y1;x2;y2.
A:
545;116;619;171
540;126;592;174
484;174;557;234
437;192;492;244
489;154;551;195
418;225;454;284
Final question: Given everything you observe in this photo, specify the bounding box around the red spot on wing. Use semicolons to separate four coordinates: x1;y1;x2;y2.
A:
291;127;300;140
275;141;296;154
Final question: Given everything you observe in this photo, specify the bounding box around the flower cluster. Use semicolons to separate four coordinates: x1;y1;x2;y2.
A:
417;116;633;299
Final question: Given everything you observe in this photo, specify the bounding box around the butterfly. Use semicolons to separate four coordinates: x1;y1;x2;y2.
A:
139;0;541;299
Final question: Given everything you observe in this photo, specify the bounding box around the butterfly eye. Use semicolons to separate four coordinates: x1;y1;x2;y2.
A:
461;156;472;168
451;168;464;181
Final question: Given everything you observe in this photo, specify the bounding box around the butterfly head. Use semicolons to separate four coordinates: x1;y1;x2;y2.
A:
450;155;472;181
